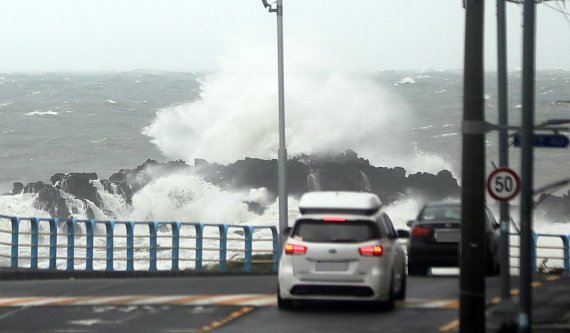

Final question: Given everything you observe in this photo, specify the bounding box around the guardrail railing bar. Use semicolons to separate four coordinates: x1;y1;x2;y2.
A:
85;220;95;271
66;218;76;271
30;217;39;269
218;224;228;272
10;216;19;268
562;235;570;274
244;226;253;272
126;221;134;272
195;224;204;271
171;222;180;272
49;218;58;269
149;222;158;272
105;220;114;272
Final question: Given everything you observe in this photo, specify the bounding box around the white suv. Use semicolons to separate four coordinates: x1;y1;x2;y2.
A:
277;191;409;310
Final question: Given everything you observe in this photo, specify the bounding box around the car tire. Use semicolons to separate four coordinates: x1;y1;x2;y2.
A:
395;267;407;300
486;255;500;277
277;288;293;310
383;273;396;311
408;261;429;276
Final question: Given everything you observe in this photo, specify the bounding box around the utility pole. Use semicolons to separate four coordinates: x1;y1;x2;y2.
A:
261;0;288;247
519;0;536;331
496;0;512;301
460;0;487;332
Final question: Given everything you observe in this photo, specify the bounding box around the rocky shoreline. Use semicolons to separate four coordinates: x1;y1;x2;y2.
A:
6;150;569;222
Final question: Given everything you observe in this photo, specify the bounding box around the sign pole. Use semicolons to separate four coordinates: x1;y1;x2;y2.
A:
519;0;536;331
460;0;486;332
496;0;512;303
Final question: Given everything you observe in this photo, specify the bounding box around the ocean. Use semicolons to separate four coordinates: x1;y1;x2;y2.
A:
0;69;569;234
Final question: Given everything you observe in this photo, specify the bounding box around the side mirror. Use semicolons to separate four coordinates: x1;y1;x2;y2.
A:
406;220;416;228
397;229;410;238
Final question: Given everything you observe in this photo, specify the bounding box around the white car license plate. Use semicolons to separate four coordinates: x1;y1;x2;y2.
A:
315;262;348;272
435;231;460;243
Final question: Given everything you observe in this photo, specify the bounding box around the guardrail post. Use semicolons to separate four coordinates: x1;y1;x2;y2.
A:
66;217;75;271
218;224;228;272
126;222;134;272
195;224;204;271
49;218;58;269
531;232;538;274
149;222;158;272
105;220;114;272
243;226;254;272
85;220;95;271
10;216;19;268
171;222;180;272
270;226;279;272
562;235;569;275
30;217;39;269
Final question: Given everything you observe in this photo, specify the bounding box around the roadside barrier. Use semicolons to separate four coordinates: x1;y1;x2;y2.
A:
0;215;279;273
0;214;568;274
509;232;570;274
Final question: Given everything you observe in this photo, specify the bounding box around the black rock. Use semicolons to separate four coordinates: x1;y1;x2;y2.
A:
23;181;46;194
34;187;71;220
59;173;99;205
50;173;65;186
12;182;24;195
244;201;265;215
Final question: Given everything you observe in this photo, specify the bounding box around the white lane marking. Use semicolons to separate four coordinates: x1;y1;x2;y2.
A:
69;319;104;326
129;295;183;305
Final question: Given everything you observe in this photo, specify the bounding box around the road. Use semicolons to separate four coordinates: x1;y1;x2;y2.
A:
0;273;549;333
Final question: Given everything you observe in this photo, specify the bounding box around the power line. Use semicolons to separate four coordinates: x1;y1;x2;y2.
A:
544;1;570;25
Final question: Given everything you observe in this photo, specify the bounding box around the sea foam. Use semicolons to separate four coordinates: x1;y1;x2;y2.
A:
143;39;452;176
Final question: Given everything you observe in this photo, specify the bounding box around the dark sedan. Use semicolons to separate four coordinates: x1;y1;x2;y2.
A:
406;202;500;276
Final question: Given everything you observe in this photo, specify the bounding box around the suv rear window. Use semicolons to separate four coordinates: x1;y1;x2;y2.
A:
291;219;379;243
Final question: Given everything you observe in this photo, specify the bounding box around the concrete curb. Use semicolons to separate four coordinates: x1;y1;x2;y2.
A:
0;268;276;280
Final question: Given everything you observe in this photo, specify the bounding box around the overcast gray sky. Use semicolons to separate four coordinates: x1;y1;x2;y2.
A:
1;0;569;72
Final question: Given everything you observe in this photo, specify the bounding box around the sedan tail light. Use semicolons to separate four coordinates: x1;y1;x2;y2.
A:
411;225;433;237
359;245;383;256
284;244;307;255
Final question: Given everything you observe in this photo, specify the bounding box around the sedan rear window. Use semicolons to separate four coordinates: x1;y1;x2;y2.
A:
420;206;461;221
291;219;379;243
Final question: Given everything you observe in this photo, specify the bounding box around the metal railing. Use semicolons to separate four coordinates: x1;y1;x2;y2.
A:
0;214;568;274
0;215;279;273
509;232;570;274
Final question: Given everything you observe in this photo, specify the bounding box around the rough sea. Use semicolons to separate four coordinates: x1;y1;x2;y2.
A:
0;69;569;234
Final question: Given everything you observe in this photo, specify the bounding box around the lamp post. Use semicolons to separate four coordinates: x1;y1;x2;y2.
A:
519;0;536;331
262;0;288;247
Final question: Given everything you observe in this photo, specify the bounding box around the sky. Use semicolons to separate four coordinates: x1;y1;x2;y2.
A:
0;0;569;72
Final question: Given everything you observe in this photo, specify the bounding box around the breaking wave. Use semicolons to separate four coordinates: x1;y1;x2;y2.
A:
143;39;452;176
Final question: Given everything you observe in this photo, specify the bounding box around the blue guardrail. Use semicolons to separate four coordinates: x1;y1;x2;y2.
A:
0;215;279;273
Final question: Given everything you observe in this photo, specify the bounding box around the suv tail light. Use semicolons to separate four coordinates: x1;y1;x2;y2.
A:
285;244;307;255
359;245;383;256
411;225;432;237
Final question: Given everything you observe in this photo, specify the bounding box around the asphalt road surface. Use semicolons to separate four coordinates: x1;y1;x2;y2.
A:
0;272;544;333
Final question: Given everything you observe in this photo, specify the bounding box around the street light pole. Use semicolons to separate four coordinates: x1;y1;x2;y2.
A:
519;0;536;330
496;0;512;301
262;0;288;247
276;0;288;248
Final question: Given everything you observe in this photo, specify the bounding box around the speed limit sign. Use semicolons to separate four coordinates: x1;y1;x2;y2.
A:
487;168;521;202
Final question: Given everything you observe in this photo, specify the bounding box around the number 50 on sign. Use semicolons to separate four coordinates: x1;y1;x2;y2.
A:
487;168;521;202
